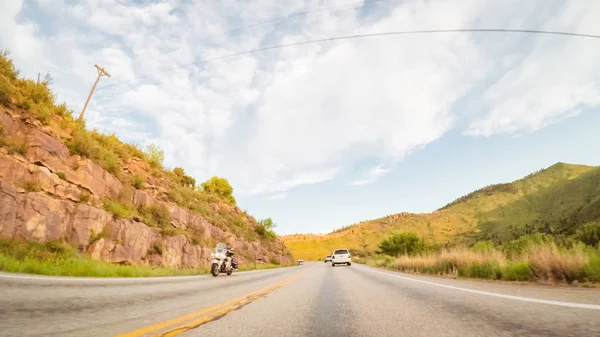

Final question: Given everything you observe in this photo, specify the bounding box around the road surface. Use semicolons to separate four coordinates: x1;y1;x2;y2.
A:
1;262;599;337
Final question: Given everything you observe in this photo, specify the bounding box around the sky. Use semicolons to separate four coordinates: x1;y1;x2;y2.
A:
1;0;599;235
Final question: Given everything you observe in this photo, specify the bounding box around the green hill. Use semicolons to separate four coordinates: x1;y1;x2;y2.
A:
282;163;600;260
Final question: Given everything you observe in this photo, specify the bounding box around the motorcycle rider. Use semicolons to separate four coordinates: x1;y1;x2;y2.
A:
226;245;238;270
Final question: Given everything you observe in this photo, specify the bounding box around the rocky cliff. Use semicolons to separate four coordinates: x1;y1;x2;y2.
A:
0;106;292;268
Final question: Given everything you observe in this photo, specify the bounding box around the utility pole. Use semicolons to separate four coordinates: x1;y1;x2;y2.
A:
78;64;111;120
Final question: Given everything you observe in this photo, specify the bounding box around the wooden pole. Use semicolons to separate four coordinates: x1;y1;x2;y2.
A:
78;64;111;120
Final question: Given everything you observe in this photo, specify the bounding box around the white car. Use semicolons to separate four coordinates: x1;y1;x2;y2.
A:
297;258;304;265
324;255;332;263
331;249;351;267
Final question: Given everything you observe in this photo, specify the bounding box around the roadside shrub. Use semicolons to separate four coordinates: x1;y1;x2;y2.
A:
471;240;495;254
581;253;600;282
56;171;66;180
528;243;587;282
459;262;502;279
378;232;426;257
269;257;281;265
501;233;554;259
575;222;600;247
502;261;532;281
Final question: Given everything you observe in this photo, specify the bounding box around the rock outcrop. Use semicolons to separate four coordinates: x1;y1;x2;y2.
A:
0;108;292;268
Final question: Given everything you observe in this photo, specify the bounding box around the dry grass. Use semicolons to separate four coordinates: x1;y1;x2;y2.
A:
528;243;587;282
361;242;600;283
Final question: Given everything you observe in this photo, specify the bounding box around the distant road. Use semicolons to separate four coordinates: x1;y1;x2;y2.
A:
1;263;599;337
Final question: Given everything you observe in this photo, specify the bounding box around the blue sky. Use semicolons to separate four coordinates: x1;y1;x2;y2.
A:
1;0;599;235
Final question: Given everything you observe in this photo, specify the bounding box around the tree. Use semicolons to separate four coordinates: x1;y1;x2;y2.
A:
201;176;236;205
377;232;426;257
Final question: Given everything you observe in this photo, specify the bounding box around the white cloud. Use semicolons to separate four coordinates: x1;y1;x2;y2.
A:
350;164;391;186
2;0;599;198
266;193;287;200
464;1;600;136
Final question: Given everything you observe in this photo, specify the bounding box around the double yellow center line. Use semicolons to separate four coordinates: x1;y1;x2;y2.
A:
115;272;305;337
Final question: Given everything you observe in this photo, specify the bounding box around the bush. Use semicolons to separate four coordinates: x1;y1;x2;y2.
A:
168;185;201;208
90;226;112;244
139;204;171;229
201;176;236;205
21;181;40;192
0;74;13;105
502;261;532;281
0;127;28;155
575;222;600;247
160;228;186;237
0;135;27;155
471;240;495;254
581;253;600;282
103;199;136;219
501;233;553;259
56;171;66;180
378;232;426;257
67;126;120;174
459;262;502;279
269;257;281;265
79;191;91;203
131;174;145;189
255;218;277;240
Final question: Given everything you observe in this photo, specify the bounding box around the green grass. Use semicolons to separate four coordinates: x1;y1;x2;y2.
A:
0;239;207;277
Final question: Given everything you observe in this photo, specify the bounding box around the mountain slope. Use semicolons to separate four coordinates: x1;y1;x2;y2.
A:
0;52;292;268
282;162;600;260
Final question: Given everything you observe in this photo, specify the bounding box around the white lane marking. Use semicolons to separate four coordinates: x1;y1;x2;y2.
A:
360;266;600;310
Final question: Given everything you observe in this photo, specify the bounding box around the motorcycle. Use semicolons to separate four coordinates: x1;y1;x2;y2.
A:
210;242;238;277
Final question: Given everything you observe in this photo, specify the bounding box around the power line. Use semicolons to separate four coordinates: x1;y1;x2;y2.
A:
98;28;600;91
155;0;390;58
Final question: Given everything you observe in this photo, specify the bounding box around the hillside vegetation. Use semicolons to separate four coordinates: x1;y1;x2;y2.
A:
283;162;600;261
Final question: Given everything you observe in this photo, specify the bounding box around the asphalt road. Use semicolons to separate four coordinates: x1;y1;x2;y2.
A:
1;262;600;337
